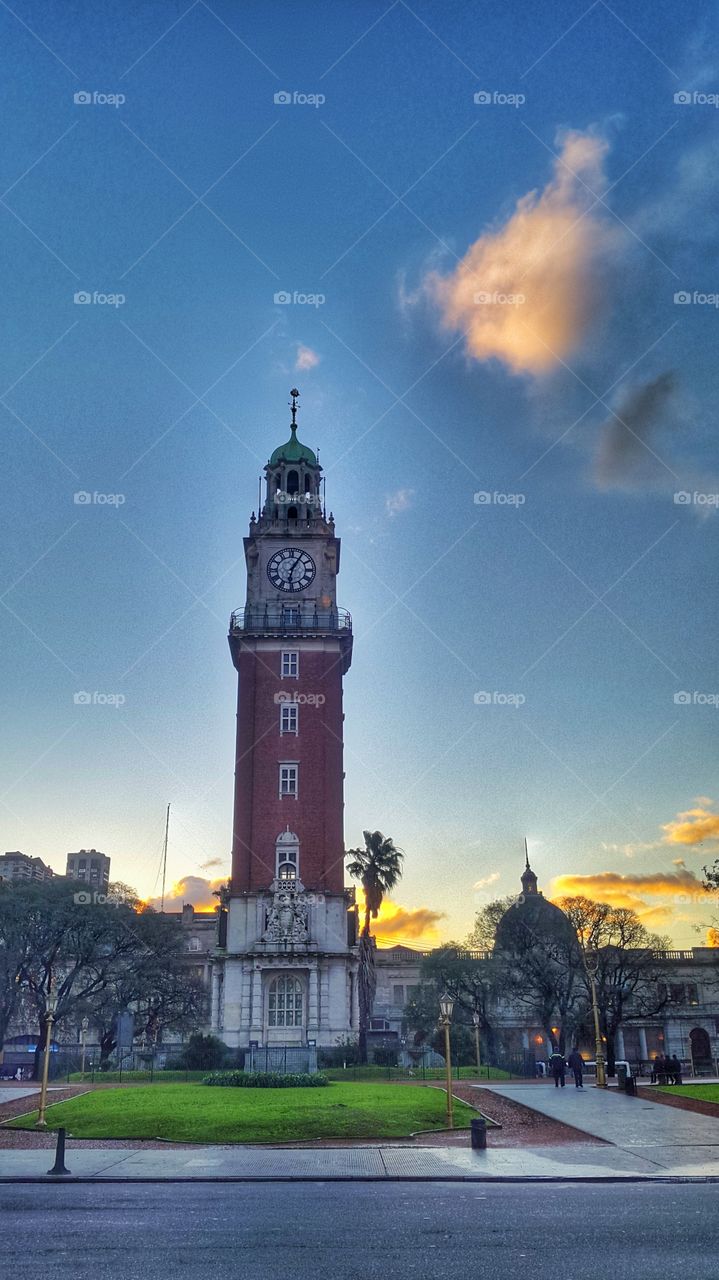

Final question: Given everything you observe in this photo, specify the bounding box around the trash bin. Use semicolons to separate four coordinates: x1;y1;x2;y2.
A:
617;1064;627;1087
624;1075;637;1097
470;1117;487;1150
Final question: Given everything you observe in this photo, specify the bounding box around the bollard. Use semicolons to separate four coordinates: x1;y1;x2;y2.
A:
470;1116;487;1150
47;1127;71;1176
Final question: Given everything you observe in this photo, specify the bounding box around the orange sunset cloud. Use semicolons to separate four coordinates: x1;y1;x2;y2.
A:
428;128;614;375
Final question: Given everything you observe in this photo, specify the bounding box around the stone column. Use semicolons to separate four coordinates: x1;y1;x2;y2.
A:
638;1027;648;1063
210;966;221;1033
250;965;264;1041
616;1028;626;1060
307;962;319;1034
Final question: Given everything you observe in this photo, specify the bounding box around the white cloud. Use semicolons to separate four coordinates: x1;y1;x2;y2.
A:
385;487;414;516
295;344;320;371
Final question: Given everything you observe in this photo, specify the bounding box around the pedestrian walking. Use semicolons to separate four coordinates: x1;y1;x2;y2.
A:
567;1046;584;1089
669;1054;682;1086
549;1047;566;1088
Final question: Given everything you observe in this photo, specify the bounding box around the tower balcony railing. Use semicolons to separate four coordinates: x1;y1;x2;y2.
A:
230;606;352;635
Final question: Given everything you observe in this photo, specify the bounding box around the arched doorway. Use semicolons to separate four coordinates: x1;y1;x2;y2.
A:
690;1027;711;1068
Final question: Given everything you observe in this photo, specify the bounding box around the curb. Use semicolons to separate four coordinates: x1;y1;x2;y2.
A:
1;1173;719;1184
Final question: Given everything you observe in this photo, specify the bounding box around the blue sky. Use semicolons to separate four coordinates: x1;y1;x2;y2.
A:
1;0;718;945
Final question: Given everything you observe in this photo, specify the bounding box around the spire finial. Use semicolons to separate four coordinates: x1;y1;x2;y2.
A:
289;387;300;432
524;837;530;870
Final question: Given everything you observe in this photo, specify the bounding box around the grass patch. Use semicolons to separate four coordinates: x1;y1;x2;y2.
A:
7;1082;474;1143
659;1084;719;1105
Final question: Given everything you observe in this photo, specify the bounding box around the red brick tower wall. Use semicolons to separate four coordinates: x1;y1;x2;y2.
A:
231;642;346;893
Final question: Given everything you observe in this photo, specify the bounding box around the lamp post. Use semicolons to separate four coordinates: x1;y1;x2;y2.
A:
439;991;454;1129
584;951;607;1088
36;991;57;1127
472;1010;481;1076
80;1017;89;1079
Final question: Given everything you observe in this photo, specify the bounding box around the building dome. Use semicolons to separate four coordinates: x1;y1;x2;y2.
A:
269;423;317;467
494;851;577;954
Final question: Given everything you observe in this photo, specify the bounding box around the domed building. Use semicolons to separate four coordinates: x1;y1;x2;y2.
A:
494;849;578;957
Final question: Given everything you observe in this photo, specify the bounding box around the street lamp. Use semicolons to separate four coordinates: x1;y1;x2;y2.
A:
80;1017;89;1078
472;1010;482;1076
36;990;57;1127
438;991;454;1129
583;950;607;1089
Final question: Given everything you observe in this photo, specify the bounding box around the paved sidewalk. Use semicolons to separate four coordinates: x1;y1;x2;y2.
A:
2;1139;719;1182
483;1081;719;1148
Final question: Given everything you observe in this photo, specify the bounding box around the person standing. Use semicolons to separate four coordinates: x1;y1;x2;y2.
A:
549;1047;566;1088
567;1046;584;1089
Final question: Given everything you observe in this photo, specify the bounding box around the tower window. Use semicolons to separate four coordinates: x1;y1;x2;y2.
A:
275;830;299;881
268;975;303;1027
286;470;299;495
281;651;298;677
279;763;298;797
280;702;298;735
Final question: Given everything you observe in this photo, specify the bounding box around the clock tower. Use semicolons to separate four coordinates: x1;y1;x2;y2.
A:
212;391;358;1059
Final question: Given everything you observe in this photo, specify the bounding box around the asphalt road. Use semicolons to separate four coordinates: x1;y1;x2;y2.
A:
2;1182;717;1279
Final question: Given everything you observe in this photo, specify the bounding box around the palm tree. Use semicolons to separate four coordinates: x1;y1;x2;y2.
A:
346;830;404;1063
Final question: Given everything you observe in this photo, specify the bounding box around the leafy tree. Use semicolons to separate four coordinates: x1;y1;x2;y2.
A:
403;944;501;1062
0;883;33;1059
558;896;672;1073
465;897;517;950
79;909;208;1064
346;830;404;1063
0;879;208;1077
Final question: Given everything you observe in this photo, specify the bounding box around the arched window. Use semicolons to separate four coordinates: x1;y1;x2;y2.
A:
275;830;299;881
268;975;303;1027
286;470;299;496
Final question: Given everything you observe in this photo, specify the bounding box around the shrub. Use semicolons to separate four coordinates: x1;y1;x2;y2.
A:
175;1033;232;1071
202;1070;328;1088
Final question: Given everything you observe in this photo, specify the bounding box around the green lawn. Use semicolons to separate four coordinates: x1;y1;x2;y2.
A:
659;1083;719;1105
8;1082;474;1143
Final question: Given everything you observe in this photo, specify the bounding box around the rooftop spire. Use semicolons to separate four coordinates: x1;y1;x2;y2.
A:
289;387;300;431
521;839;538;896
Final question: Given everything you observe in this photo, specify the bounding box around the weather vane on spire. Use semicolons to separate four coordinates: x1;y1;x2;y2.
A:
289;387;300;430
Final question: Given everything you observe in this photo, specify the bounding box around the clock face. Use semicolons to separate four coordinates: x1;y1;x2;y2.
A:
267;547;317;593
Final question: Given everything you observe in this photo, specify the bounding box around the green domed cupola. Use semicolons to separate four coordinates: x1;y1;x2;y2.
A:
269;388;317;466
